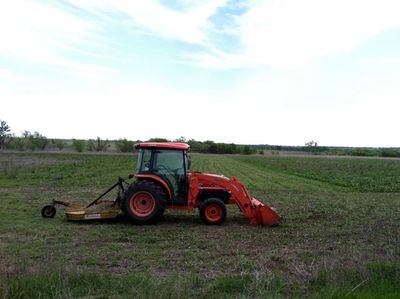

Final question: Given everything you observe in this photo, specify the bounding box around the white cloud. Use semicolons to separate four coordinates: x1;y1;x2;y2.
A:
0;69;17;81
2;0;399;71
67;0;228;45
0;0;107;76
191;0;400;68
117;0;228;45
0;0;229;74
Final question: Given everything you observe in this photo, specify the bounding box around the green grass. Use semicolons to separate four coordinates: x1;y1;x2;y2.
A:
235;156;400;192
0;152;399;298
2;263;399;298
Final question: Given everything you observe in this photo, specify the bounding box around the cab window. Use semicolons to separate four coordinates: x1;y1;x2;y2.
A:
136;149;152;173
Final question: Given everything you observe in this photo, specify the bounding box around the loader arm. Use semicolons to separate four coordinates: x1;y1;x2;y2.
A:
189;172;280;225
228;177;280;225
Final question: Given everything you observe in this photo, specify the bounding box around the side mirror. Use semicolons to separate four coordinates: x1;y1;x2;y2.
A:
187;156;192;170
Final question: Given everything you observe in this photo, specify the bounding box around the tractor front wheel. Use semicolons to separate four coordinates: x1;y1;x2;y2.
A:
123;181;166;224
199;198;227;225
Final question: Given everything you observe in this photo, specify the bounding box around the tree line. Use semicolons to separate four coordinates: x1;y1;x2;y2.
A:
0;120;258;154
148;137;258;155
2;119;399;157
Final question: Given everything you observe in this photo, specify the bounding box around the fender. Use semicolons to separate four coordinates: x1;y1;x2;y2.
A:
135;174;173;200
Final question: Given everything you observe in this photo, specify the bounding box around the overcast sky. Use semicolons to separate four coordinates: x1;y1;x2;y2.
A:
1;0;399;147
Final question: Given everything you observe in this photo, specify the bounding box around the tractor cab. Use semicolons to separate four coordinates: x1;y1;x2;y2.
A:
135;143;190;205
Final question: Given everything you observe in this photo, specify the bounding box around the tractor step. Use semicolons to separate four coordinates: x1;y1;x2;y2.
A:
168;197;187;206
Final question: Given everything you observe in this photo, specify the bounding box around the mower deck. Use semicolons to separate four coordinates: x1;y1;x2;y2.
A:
65;201;120;221
41;177;127;221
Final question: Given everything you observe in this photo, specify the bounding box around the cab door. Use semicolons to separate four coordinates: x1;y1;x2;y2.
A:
152;149;187;204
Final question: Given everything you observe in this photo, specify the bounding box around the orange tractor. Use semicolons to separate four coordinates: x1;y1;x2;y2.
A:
42;142;280;225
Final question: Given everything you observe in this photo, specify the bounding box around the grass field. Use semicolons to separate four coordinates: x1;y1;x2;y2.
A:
0;152;399;298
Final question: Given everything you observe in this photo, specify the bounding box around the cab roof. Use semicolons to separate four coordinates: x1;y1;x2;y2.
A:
135;142;190;150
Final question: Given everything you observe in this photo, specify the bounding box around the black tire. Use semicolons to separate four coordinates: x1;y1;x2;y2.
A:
123;181;166;224
199;198;227;225
41;205;56;218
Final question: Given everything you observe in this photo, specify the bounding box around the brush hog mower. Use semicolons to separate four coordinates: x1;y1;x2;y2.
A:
41;177;127;220
41;143;281;225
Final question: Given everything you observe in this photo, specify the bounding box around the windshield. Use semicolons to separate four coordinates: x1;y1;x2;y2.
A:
153;150;185;174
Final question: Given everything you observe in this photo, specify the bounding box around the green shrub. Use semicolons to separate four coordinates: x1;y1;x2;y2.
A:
72;139;86;152
115;138;134;152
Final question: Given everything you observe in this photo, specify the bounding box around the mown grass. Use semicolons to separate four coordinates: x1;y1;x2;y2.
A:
235;156;400;192
0;152;399;298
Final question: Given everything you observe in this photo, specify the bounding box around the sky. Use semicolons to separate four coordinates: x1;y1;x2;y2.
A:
1;0;400;147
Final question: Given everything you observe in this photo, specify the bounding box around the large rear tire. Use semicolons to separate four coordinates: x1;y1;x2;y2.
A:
123;181;166;224
199;198;227;225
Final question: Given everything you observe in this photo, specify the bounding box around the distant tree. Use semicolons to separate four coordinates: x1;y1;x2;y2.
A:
227;143;238;154
242;145;252;155
13;137;26;151
216;143;225;154
206;141;217;153
72;139;86;152
54;139;65;151
115;138;134;153
187;139;206;153
22;130;31;138
31;132;48;150
305;140;318;147
305;140;319;153
20;131;34;151
20;131;48;151
147;137;170;142
174;136;187;143
380;149;400;158
0;119;12;149
88;137;109;152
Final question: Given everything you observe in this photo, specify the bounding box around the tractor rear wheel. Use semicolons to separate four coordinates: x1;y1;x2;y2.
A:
199;198;227;225
123;181;166;224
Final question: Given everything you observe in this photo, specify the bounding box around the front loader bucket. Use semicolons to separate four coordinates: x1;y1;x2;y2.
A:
251;198;281;225
229;177;281;226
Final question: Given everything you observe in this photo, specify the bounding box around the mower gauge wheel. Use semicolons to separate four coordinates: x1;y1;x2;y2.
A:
41;205;56;218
